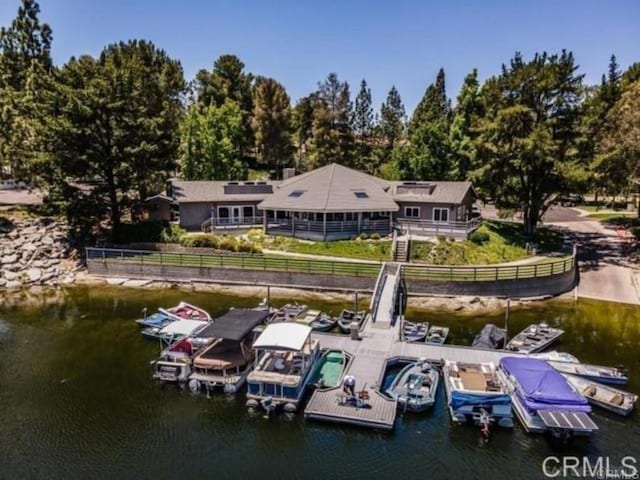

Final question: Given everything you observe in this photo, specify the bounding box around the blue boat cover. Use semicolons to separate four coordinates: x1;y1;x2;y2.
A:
450;391;511;409
142;312;170;327
500;357;591;413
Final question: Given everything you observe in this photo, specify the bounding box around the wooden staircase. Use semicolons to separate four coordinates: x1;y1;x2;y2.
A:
393;236;409;262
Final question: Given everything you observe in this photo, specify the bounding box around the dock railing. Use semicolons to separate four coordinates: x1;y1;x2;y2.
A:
86;247;381;278
401;255;575;281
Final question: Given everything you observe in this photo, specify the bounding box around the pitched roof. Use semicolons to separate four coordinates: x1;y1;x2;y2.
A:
170;179;278;203
258;163;399;212
390;181;475;204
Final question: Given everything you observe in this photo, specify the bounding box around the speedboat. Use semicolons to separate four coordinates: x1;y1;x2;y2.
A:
309;350;350;389
309;313;338;333
530;351;579;364
403;321;428;343
547;360;628;385
246;322;320;413
386;360;439;412
442;361;513;428
562;373;637;416
425;325;449;345
142;319;207;343
152;337;195;383
499;357;597;437
337;310;366;333
472;324;505;350
162;302;212;322
505;322;563;353
188;308;270;394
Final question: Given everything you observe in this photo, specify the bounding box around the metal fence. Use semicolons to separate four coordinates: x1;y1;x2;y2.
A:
86;247;382;277
401;255;575;281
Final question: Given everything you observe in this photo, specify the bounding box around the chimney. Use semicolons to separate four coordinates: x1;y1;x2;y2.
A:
282;168;296;180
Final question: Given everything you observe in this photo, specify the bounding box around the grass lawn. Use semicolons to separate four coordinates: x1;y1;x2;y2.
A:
409;221;564;266
246;229;392;261
586;212;636;221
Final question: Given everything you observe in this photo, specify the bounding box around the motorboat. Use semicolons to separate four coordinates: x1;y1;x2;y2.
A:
402;321;429;343
547;360;628;385
505;322;563;353
442;361;513;428
162;302;212;322
136;311;173;329
425;325;449;345
269;303;308;323
530;351;579;364
151;337;195;384
309;313;338;333
337;310;366;333
246;322;320;413
188;308;270;394
386;360;439;412
309;350;350;389
562;373;637;416
141;319;207;343
471;324;505;350
499;357;598;437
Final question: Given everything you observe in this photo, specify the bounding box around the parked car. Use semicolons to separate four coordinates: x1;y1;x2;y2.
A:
470;206;482;218
556;194;584;207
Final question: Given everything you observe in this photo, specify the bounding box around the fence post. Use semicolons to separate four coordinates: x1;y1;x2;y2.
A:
220;255;224;268
242;255;245;268
102;249;105;264
474;267;477;281
121;250;124;262
285;257;288;272
160;251;163;267
200;254;203;268
534;263;538;277
516;265;520;279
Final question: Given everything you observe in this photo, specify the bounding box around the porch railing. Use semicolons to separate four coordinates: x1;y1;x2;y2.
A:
202;216;265;232
397;217;481;236
268;218;391;234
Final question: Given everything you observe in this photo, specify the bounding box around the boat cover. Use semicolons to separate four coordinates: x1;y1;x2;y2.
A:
500;357;591;413
194;309;269;341
450;391;511;409
472;324;505;349
141;312;170;327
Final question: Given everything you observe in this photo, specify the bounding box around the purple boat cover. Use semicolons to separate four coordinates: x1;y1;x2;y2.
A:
500;357;591;413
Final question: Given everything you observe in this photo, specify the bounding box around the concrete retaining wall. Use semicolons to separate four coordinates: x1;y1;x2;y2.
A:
87;258;577;299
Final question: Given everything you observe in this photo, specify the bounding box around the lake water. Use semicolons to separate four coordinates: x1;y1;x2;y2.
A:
0;286;639;479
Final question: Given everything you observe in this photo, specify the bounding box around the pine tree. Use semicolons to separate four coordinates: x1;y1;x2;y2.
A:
410;67;450;133
379;86;406;150
308;73;354;168
449;69;482;180
251;77;293;176
0;0;53;180
352;79;374;171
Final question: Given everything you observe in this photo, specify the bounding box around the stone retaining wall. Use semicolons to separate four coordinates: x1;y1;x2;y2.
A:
87;258;578;299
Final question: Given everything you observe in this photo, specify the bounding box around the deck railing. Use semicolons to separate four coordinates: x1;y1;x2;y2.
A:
401;255;575;281
201;216;265;232
86;247;381;277
267;218;390;234
397;217;481;236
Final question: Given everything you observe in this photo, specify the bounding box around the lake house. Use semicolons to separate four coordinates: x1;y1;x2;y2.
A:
171;164;479;240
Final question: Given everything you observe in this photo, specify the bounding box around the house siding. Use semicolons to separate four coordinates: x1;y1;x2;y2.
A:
394;202;456;223
179;200;264;230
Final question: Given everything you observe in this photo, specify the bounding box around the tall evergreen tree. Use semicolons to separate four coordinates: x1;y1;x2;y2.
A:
43;40;185;236
474;51;584;235
0;0;53;180
449;69;482;180
379;86;406;151
194;54;254;158
251;77;293;176
292;94;316;171
308;73;354;168
400;68;453;180
352;79;374;171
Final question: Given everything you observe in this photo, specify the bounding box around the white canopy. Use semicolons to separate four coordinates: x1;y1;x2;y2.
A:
160;319;207;337
253;323;312;351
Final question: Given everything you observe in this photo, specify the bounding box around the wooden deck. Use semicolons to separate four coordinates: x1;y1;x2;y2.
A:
305;315;523;430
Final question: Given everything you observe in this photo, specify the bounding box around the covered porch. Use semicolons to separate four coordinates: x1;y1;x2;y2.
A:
263;210;393;241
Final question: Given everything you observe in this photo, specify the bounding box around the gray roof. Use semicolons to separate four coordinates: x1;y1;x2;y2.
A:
390;181;475;204
171;179;278;203
258;163;399;213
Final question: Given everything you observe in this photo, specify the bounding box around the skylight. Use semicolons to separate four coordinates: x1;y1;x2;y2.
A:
289;190;304;198
354;191;368;198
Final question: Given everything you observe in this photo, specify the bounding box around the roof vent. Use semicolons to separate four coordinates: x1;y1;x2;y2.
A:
289;190;304;198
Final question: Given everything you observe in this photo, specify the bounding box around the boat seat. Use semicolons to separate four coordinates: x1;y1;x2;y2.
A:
611;394;625;406
583;386;597;397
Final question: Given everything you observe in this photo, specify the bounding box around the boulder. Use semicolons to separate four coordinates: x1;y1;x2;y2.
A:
41;236;54;246
31;259;46;268
3;263;22;272
5;280;22;289
2;270;19;281
22;243;37;252
25;268;42;283
1;254;18;264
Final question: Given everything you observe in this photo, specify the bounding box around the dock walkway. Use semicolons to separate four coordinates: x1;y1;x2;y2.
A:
304;318;522;430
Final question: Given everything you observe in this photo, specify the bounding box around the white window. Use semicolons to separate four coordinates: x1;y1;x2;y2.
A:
405;206;420;218
433;208;449;223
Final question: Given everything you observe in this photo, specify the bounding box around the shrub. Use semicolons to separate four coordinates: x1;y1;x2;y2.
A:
359;232;369;240
115;220;169;244
370;233;381;240
181;234;220;249
237;241;262;254
436;235;447;243
161;224;187;244
469;230;490;245
219;237;238;252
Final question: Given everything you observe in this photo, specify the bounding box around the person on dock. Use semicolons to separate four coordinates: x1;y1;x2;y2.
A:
343;375;356;397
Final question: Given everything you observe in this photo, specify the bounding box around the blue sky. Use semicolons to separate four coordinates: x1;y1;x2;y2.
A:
1;0;638;112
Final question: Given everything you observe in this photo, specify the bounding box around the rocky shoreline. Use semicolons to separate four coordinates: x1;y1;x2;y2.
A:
0;217;83;288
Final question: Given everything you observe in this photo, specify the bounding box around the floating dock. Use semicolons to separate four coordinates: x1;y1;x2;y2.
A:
304;263;523;431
